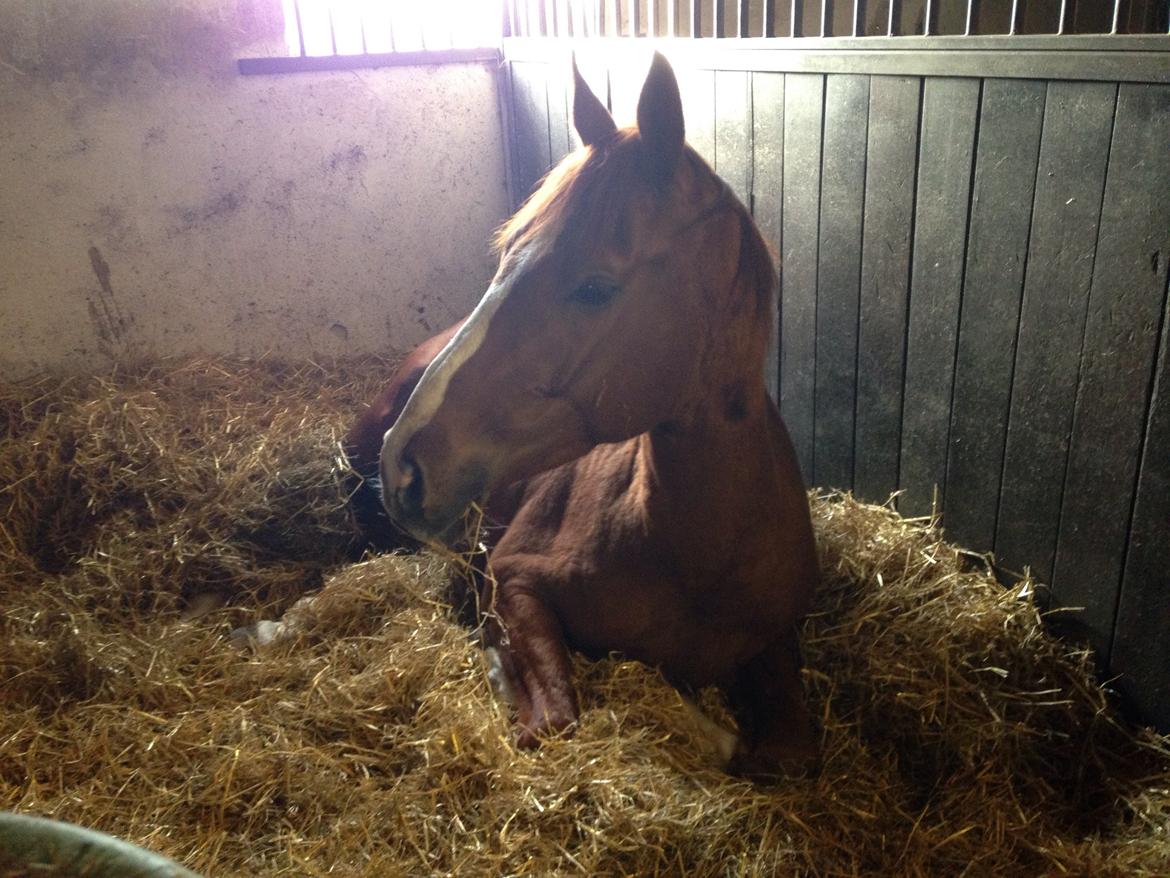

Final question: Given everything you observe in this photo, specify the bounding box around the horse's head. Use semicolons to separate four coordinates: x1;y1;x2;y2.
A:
381;52;775;543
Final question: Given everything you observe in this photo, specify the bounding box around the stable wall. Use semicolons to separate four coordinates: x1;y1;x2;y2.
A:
0;1;511;378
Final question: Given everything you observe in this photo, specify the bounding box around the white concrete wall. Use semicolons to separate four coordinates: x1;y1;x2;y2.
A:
0;2;511;377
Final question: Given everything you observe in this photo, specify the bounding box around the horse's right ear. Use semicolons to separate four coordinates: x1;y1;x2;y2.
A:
635;52;685;187
572;55;616;147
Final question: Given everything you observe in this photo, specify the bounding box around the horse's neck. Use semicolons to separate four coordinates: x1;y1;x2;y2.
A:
636;376;780;552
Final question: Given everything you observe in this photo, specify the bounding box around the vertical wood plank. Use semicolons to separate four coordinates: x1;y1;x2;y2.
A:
994;81;1117;583
1053;83;1170;657
779;73;825;482
943;78;1046;551
813;73;870;491
753;72;786;403
714;70;753;206
678;67;717;166
510;61;553;204
1113;282;1170;731
546;60;572;165
899;77;980;518
854;75;922;504
608;54;648;130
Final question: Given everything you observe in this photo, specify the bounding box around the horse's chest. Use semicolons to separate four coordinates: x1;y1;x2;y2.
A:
492;452;796;685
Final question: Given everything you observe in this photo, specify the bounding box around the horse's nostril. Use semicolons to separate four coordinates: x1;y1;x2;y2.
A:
396;455;425;519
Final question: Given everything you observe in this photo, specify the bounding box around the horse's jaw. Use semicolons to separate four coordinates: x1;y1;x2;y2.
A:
402;511;474;549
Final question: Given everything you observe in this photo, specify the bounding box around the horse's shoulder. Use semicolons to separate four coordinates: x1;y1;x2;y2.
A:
491;440;645;561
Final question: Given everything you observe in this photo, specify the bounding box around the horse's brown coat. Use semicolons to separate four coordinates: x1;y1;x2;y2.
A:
351;54;819;777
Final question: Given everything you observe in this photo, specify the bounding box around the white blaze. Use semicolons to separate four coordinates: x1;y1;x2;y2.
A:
379;237;549;486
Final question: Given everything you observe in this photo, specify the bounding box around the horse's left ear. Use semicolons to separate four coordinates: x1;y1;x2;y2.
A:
636;52;685;187
573;55;617;147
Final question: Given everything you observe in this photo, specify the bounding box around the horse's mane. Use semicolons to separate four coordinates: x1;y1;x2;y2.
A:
734;202;780;319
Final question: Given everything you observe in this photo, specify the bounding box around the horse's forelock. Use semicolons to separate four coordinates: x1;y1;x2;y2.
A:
491;130;646;259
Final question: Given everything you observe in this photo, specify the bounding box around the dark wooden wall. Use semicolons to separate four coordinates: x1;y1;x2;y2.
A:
502;44;1170;731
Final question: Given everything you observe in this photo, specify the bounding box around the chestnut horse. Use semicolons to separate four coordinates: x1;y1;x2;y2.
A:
354;53;819;777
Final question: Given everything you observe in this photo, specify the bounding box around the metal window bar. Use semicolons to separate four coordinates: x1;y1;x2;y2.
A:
272;0;1170;60
525;0;1170;38
292;0;306;55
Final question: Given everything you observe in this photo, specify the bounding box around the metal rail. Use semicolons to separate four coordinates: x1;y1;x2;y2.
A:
501;34;1170;83
503;0;1170;39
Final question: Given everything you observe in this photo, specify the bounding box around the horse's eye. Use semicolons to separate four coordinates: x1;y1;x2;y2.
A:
568;277;620;309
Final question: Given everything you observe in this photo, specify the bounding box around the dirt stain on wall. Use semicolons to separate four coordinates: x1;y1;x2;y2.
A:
86;245;134;355
167;185;248;236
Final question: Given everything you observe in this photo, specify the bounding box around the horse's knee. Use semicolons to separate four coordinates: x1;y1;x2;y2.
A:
497;646;578;750
489;587;579;748
515;700;577;749
509;642;579;749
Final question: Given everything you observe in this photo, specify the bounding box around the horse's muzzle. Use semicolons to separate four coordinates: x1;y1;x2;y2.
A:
381;445;487;546
394;453;426;522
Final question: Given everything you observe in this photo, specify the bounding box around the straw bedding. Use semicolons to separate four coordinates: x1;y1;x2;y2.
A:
1;356;1167;877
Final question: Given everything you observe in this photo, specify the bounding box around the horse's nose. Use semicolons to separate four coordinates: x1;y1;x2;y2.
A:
392;453;426;522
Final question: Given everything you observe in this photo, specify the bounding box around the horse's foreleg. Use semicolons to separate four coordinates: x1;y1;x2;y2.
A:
489;583;578;748
726;629;821;781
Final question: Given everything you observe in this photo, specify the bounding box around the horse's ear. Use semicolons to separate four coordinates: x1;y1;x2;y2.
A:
636;52;685;186
573;55;616;147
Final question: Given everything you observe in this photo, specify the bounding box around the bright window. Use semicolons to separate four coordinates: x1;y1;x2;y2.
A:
281;0;504;56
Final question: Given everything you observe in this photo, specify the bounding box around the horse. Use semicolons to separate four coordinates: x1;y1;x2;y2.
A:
357;52;819;778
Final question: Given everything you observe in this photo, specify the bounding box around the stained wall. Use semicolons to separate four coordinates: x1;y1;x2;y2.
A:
0;1;510;377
